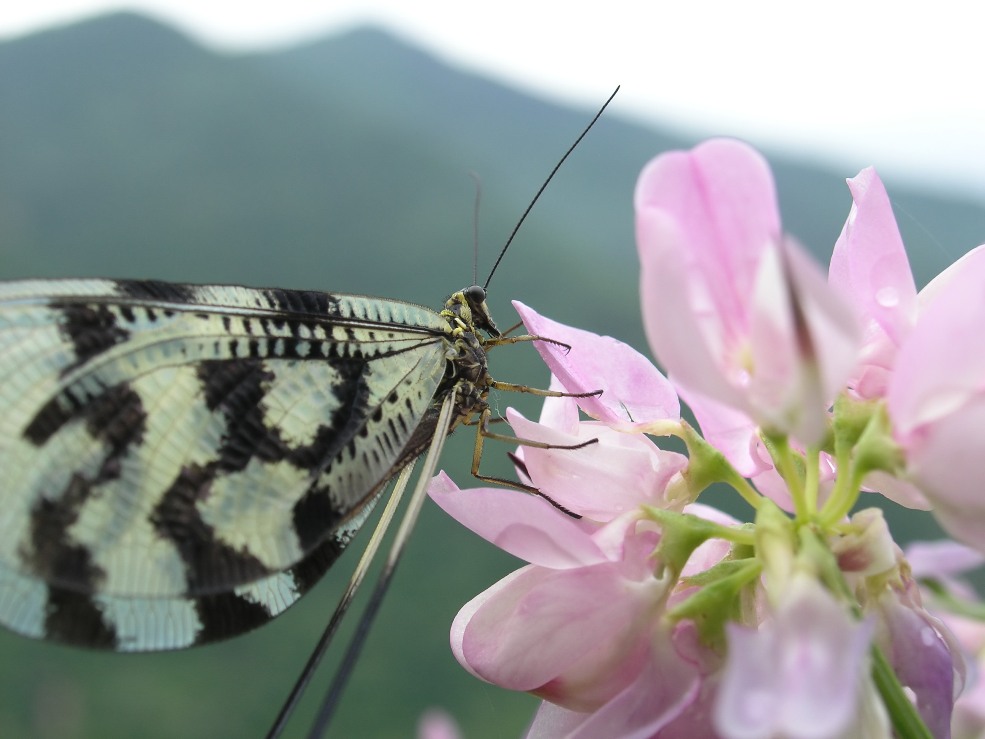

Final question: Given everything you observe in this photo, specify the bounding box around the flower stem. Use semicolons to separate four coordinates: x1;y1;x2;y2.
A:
722;468;763;511
765;434;807;520
817;459;865;527
803;446;820;514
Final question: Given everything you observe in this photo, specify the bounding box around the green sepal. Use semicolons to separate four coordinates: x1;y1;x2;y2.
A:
754;498;796;590
832;394;878;452
796;526;856;603
853;403;906;479
644;507;751;578
832;395;905;477
677;422;738;498
681;558;757;587
760;430;806;482
666;558;762;649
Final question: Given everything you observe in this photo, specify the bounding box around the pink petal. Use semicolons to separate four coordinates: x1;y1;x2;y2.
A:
748;465;798;513
917;243;985;310
417;710;462;739
875;592;955;737
746;239;859;443
635;139;781;323
428;472;608;568
652;674;723;739
537;380;581;434
829;167;917;349
886;246;985;539
899;395;985;551
906;540;985;579
525;702;587;739
953;669;985;739
636;140;858;445
638;224;741;407
565;637;702;739
508;410;688;520
453;561;664;704
588;514;662;581
636;139;781;408
513;301;680;427
678;386;768;477
863;471;931;510
888;245;985;434
715;578;872;739
450;567;530;680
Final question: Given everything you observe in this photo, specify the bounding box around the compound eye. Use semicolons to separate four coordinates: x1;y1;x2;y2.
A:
464;285;486;303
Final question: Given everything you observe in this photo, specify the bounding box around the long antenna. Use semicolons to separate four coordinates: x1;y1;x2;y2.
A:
483;85;619;290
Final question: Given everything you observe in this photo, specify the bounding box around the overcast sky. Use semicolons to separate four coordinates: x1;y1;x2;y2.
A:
3;1;985;202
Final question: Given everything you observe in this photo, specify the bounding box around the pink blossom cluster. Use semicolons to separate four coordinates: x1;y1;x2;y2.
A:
430;139;985;738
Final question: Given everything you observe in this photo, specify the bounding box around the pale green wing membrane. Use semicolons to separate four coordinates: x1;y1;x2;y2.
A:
0;279;458;651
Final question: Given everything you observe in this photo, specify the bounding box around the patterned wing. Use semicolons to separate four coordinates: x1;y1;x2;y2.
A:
0;279;452;650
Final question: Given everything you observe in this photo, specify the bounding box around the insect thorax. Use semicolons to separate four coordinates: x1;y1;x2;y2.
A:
437;285;500;425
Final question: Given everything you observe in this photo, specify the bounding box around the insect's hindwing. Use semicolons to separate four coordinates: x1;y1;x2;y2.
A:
0;278;459;651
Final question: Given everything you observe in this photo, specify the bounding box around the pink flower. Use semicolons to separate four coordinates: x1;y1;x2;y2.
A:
907;541;985;739
429;140;979;739
885;245;985;548
828;167;918;401
503;304;688;519
635;139;860;458
907;540;985;585
417;709;462;739
507;406;688;520
826;167;927;510
714;575;873;739
829;166;985;528
512;301;680;430
873;590;957;737
830;166;985;414
429;473;710;735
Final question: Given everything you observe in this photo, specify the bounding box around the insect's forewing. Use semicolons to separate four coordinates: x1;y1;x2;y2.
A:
0;278;451;651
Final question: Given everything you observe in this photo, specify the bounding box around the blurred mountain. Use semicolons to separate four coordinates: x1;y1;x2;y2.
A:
1;11;982;739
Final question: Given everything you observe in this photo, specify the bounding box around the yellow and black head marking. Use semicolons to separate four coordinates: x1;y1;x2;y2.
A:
0;277;501;652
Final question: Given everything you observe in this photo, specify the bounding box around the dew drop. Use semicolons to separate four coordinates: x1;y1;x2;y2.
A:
875;286;899;308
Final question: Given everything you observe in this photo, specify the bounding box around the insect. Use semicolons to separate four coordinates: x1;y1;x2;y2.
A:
0;90;617;736
0;278;499;651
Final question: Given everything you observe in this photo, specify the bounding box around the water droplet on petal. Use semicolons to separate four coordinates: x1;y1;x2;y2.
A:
876;286;899;308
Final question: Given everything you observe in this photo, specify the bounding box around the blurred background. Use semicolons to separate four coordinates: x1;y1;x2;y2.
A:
1;4;983;738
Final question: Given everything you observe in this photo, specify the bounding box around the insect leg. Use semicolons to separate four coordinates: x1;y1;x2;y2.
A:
483;332;571;352
488;379;601;398
467;407;594;517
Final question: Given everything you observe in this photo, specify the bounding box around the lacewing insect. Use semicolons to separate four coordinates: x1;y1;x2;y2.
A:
0;86;617;737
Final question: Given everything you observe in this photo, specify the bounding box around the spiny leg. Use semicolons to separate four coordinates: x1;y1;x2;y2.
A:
483;332;572;352
488;379;601;397
469;406;595;517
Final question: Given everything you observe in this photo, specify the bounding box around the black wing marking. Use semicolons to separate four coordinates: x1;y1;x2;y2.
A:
0;279;453;649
